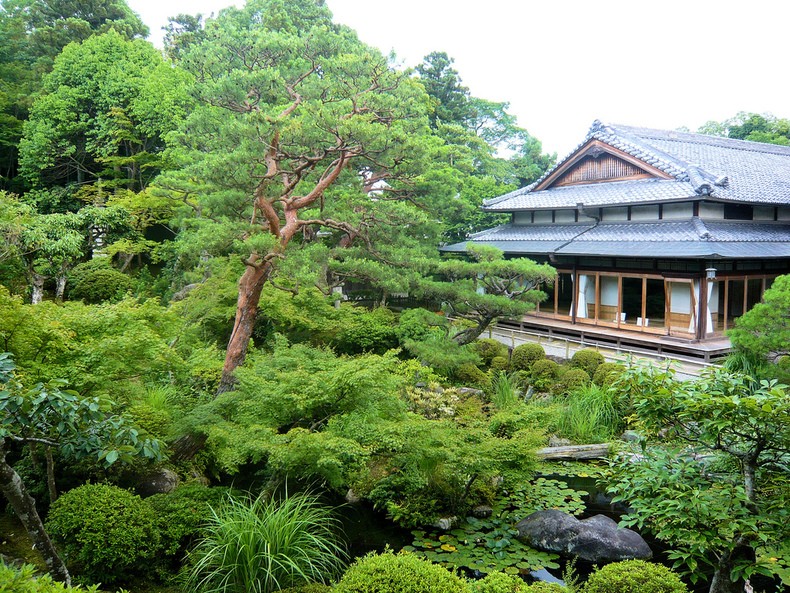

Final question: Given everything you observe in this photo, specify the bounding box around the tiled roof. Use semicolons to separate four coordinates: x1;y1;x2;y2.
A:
441;219;790;259
484;121;790;211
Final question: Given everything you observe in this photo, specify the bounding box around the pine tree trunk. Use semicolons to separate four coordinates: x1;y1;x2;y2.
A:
0;440;70;585
217;261;273;394
55;275;67;301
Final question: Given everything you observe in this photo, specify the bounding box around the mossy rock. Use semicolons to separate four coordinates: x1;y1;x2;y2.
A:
490;355;510;371
456;362;491;388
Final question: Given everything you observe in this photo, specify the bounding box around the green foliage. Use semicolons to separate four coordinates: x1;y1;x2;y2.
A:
186;491;345;593
569;349;604;377
0;562;100;593
277;585;333;593
698;112;790;146
591;362;626;387
46;483;160;585
583;560;688;593
490;356;509;371
526;584;567;593
557;384;621;444
554;369;590;395
489;371;521;410
510;343;545;372
489;402;561;439
146;484;232;560
67;265;134;303
473;339;509;367
729;274;790;362
529;360;560;391
469;571;525;593
456;363;491;389
605;365;790;585
335;551;468;593
329;306;399;355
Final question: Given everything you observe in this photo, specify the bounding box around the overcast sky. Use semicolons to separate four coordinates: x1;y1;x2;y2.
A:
127;0;790;157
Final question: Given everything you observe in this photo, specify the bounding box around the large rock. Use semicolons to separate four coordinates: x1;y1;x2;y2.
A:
516;509;652;563
136;468;179;497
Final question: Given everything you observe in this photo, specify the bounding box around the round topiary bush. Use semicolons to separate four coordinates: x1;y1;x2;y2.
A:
69;267;134;303
510;343;545;371
46;483;160;585
555;368;591;394
334;551;468;593
490;355;510;371
469;570;525;592
570;349;605;377
456;362;490;388
473;338;509;367
583;560;688;593
530;359;560;391
527;583;568;593
592;362;626;387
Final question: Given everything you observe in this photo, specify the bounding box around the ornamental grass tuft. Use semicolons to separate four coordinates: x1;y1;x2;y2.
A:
185;491;346;593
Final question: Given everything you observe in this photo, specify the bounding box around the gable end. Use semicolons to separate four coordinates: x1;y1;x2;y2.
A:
535;139;674;190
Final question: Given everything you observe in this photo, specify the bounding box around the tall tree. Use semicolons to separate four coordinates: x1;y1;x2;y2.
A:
698;112;790;146
159;0;433;392
19;29;192;197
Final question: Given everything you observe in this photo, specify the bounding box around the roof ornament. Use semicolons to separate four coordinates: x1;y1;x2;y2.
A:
687;165;713;195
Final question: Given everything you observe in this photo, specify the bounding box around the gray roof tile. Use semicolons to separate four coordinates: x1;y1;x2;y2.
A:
484;121;790;211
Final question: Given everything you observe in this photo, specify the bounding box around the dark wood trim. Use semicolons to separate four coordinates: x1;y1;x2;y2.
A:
534;139;674;191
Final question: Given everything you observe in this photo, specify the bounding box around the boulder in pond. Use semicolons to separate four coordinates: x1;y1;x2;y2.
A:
516;509;652;563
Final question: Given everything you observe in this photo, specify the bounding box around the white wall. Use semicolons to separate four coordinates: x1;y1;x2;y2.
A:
670;282;692;313
699;202;724;219
555;210;576;222
631;205;659;221
601;207;628;221
533;210;552;223
753;206;775;221
663;202;694;219
600;276;618;306
513;212;531;224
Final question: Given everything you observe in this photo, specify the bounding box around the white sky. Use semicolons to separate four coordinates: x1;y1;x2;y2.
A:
127;0;790;157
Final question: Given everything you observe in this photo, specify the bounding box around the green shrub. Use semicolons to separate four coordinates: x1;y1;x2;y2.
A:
530;359;560;391
583;560;688;593
456;362;490;388
490;355;509;371
68;263;134;304
592;362;626;387
277;585;333;593
489;403;561;438
145;484;232;559
570;349;605;377
488;371;520;409
510;343;545;371
126;402;172;438
186;491;345;593
0;562;100;592
45;483;160;585
526;583;567;593
334;551;468;593
554;368;591;395
469;570;525;592
473;339;508;367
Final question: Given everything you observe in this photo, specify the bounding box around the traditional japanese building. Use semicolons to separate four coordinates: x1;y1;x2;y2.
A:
444;121;790;358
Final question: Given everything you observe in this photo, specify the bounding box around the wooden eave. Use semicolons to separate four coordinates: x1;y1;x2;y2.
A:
534;139;674;191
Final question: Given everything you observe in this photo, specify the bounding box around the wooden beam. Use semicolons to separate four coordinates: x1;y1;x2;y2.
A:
536;444;610;461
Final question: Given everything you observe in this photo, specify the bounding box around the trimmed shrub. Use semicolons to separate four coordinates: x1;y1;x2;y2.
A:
526;584;567;593
456;362;490;388
530;359;560;391
592;362;626;387
334;551;468;593
470;571;525;592
68;263;134;304
490;355;509;371
583;560;688;593
0;562;100;592
570;349;605;377
510;343;545;371
278;585;333;593
46;483;160;585
555;368;591;395
473;339;508;367
145;484;232;559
